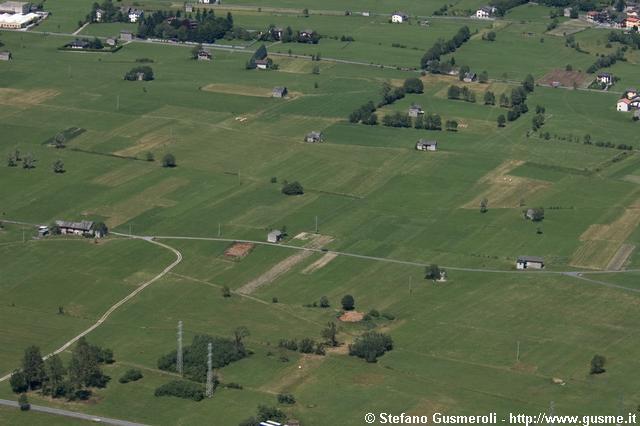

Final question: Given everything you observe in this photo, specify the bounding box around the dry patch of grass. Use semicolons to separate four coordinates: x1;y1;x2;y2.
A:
89;177;188;227
92;162;154;187
570;199;640;269
622;175;640;184
224;242;254;259
462;160;551;208
302;252;337;274
547;19;593;36
538;69;590;88
0;88;60;107
606;244;635;271
114;128;174;157
260;354;326;393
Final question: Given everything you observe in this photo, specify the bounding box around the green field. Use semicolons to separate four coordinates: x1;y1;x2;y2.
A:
1;0;640;424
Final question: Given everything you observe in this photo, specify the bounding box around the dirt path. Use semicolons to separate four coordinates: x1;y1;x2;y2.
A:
237;234;333;295
606;244;635;271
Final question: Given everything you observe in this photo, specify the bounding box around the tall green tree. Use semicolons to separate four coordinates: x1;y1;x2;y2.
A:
341;294;355;311
43;355;66;397
22;346;44;390
522;74;535;93
321;322;338;347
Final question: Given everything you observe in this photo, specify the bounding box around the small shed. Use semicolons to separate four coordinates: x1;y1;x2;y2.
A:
272;87;288;98
120;30;133;41
105;37;117;46
408;104;424;118
305;131;323;143
55;220;94;236
0;51;11;61
255;59;269;70
416;139;437;151
197;50;212;61
267;230;283;243
516;256;545;270
463;72;477;83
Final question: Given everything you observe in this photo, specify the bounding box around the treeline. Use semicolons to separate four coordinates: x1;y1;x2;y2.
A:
490;0;528;16
137;9;234;43
262;25;320;44
157;330;249;383
448;85;476;103
420;26;471;70
10;339;113;401
349;78;424;125
88;0;127;23
531;131;634;151
586;49;625;74
609;31;640;49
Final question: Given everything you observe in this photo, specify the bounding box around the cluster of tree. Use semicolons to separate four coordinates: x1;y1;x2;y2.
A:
415;113;443;130
88;0;127;23
420;26;471;69
162;153;176;167
382;112;412;128
425;56;457;75
349;101;378;125
482;31;496;42
586;49;625;74
277;393;296;404
154;380;205;401
262;25;320;44
137;9;235;44
403;78;424;94
445;120;459;131
303;295;331;308
484;91;496;105
379;82;406;107
53;159;65;174
7;150;35;169
348;332;393;363
425;264;442;280
531;105;546;131
447;85;476;103
608;30;640;49
278;337;325;355
239;405;288;426
490;0;528;16
118;368;143;384
498;85;531;122
66;37;104;50
282;181;304;195
590;354;606;375
10;339;113;401
124;65;154;81
157;330;249;382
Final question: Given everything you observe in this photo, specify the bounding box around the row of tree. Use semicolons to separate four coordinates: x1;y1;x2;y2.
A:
10;339;113;401
136;9;234;44
420;26;471;69
586;49;625;74
348;78;423;125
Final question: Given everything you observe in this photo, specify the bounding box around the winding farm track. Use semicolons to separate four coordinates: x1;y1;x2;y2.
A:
0;234;182;383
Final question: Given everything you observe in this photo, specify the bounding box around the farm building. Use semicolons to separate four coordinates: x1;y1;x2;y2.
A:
463;72;477;82
516;256;545;270
408;104;424;118
596;73;613;86
416;139;437;151
391;12;408;23
476;6;496;18
0;1;30;13
272;87;288;98
267;230;283;243
105;37;116;46
255;59;269;70
618;98;632;112
94;8;104;21
626;16;639;28
67;39;90;49
55;220;95;236
0;51;11;61
0;11;38;28
120;30;133;41
197;50;212;61
271;27;284;40
305;131;323;143
299;29;316;42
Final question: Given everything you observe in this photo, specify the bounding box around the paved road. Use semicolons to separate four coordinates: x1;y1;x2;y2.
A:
0;399;148;425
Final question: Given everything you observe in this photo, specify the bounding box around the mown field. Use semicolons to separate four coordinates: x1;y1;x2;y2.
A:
1;0;640;424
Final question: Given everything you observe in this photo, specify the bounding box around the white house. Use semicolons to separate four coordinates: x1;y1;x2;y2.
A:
416;139;437;151
516;256;545;270
617;98;631;112
267;230;283;243
391;12;408;23
476;6;496;18
95;8;104;22
596;72;613;86
128;8;143;23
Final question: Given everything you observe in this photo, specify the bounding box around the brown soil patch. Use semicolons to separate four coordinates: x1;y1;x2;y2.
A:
0;88;60;107
538;69;589;88
462;160;551;208
302;252;337;274
114;128;173;157
224;242;254;259
339;311;364;322
237;234;333;295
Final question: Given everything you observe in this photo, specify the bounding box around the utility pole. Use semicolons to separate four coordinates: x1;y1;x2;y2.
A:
315;215;318;234
129;223;132;237
516;340;520;362
409;276;412;295
206;342;213;398
218;223;221;237
116;95;120;111
177;321;183;376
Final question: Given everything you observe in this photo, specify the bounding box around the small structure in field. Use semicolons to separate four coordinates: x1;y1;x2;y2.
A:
37;225;49;237
55;220;95;236
416;139;437;151
476;6;497;18
0;51;11;61
105;37;117;47
596;72;613;86
391;11;408;23
463;72;477;83
305;131;323;143
267;230;283;243
255;59;269;70
339;310;364;322
516;256;545;270
272;87;288;98
68;39;90;50
197;50;212;61
120;30;133;41
408;104;424;118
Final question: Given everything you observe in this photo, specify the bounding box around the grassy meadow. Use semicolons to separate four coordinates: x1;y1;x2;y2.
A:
1;1;640;424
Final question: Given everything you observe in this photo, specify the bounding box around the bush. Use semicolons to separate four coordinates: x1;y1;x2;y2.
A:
9;371;28;393
277;392;296;404
341;294;355;311
18;394;30;411
319;296;330;308
282;181;304;195
119;369;143;384
403;77;424;94
349;332;393;362
162;153;176;168
225;382;243;389
154;380;205;401
590;354;606;375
